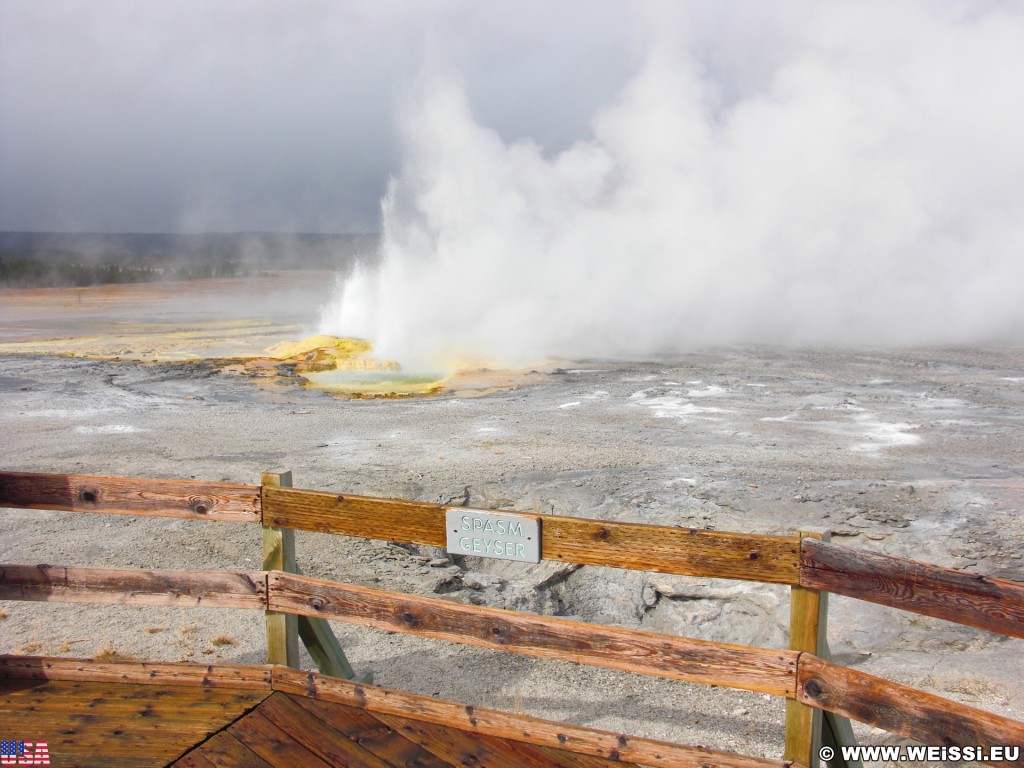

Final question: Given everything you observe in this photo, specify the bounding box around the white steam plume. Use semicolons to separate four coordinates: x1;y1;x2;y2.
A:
321;2;1024;369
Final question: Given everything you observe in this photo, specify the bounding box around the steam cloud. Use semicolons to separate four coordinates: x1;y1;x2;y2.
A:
320;2;1024;369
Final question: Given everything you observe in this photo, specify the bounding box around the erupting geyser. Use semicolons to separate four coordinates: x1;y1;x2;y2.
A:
320;1;1024;370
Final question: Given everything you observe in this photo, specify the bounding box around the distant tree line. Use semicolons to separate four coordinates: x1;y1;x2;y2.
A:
0;254;249;288
0;231;378;288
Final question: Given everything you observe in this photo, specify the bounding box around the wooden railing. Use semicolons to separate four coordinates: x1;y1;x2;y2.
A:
1;470;1023;768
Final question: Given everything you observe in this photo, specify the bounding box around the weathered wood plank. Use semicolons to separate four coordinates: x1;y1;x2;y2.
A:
268;571;797;696
0;714;253;752
797;654;1024;761
262;471;299;670
785;529;829;767
176;732;275;768
262;486;802;584
172;751;220;768
0;717;188;764
262;474;365;682
297;614;357;680
815;639;862;768
0;702;258;751
0;679;266;718
0;655;274;690
542;515;800;584
272;667;793;768
0;470;261;522
286;695;455;768
262;486;449;542
385;712;650;767
801;538;1024;638
256;692;397;768
0;677;264;765
372;712;511;767
40;757;172;768
532;744;646;768
227;710;336;768
376;711;586;768
0;564;267;609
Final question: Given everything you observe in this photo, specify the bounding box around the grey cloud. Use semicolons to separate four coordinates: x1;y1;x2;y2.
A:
0;0;637;233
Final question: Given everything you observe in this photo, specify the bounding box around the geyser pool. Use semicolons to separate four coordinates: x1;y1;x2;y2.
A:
301;368;448;398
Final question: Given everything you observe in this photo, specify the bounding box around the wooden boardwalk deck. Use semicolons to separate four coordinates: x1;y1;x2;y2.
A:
1;676;265;767
174;691;642;768
0;656;784;768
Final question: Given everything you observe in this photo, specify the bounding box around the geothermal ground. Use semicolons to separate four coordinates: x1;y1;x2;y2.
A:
1;273;1023;758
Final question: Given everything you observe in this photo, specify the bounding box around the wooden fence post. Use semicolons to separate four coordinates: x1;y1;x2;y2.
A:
261;470;361;681
785;528;862;768
785;528;829;768
262;471;299;668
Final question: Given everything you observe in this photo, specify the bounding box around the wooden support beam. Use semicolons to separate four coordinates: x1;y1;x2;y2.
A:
796;653;1024;756
819;647;863;768
297;614;357;681
0;470;260;522
785;529;829;768
0;564;266;609
271;667;794;768
262;471;299;669
800;538;1024;639
261;486;802;584
267;571;798;697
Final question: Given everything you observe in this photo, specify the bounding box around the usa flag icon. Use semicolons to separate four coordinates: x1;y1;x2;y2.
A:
0;741;50;766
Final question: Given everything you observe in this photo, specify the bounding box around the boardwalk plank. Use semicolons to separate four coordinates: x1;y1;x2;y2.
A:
287;694;455;768
227;710;336;768
0;676;264;766
256;692;397;768
176;731;276;768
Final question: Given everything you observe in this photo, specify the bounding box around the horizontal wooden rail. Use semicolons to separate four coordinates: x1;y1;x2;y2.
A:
271;667;791;768
0;471;260;523
0;564;267;609
5;470;1024;638
0;562;796;697
797;654;1024;759
800;539;1024;639
268;571;798;696
3;563;1023;757
262;486;802;584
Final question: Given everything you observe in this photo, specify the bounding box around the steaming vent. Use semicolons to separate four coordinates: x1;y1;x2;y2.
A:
319;2;1024;371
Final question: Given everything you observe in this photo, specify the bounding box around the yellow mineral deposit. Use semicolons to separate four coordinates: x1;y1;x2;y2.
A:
263;334;376;362
0;280;540;399
265;334;398;374
262;334;452;398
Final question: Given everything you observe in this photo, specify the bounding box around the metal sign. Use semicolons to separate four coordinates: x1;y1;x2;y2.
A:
445;508;541;563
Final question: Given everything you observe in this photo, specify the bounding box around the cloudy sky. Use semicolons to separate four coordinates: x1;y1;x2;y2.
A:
1;1;644;234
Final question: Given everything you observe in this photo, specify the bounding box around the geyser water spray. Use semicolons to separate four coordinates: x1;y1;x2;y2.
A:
320;1;1024;370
